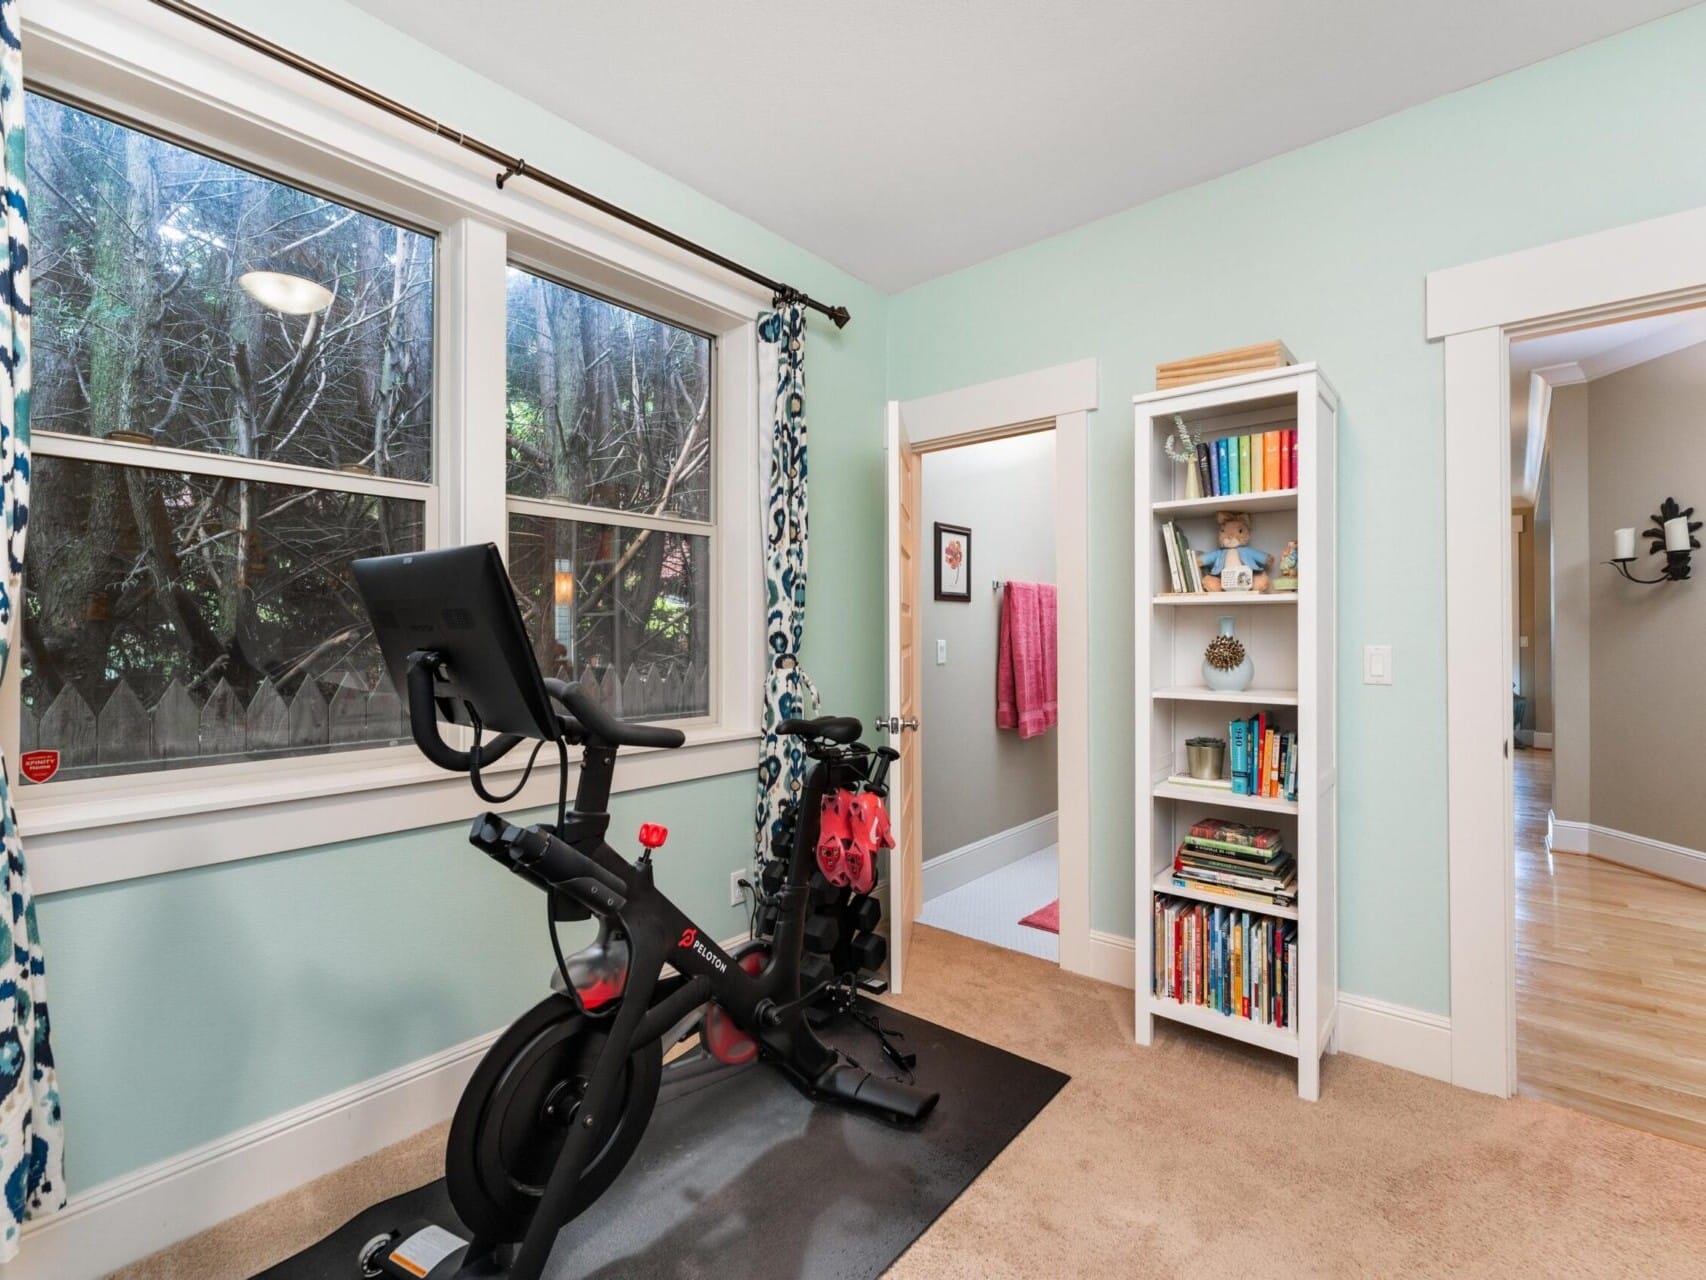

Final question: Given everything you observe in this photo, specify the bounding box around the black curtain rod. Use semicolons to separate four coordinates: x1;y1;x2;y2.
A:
145;0;851;328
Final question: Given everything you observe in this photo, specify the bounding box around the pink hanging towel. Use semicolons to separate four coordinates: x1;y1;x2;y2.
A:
996;581;1058;739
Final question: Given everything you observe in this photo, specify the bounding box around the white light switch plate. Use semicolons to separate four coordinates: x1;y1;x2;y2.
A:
1363;644;1393;685
936;639;947;665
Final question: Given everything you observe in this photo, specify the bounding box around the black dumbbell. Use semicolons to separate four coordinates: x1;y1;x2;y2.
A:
760;860;788;895
850;895;882;935
800;952;834;992
803;911;841;954
849;932;888;974
808;871;842;907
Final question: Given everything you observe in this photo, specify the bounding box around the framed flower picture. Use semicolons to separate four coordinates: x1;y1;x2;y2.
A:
934;522;972;602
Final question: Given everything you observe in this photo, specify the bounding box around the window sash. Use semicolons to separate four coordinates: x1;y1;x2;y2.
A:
502;260;717;526
11;0;767;891
504;493;713;538
32;430;435;503
503;503;719;727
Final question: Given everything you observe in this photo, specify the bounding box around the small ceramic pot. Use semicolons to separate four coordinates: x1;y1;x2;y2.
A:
1202;614;1253;692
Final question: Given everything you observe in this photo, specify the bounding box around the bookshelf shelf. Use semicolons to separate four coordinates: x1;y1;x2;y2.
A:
1151;869;1299;920
1135;363;1338;1101
1153;488;1298;517
1152;780;1298;815
1153;686;1299;706
1152;592;1296;607
1148;995;1300;1057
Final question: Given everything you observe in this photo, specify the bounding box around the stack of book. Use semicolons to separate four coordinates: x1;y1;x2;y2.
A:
1172;818;1296;907
1189;429;1298;498
1153;894;1297;1028
1230;714;1297;801
1159;520;1204;593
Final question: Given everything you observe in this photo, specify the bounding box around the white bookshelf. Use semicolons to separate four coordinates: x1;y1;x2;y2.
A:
1134;363;1338;1100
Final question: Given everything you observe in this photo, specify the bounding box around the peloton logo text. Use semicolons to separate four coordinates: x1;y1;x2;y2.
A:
677;928;728;974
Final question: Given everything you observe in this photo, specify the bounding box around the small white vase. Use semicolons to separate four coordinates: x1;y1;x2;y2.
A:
1202;615;1253;692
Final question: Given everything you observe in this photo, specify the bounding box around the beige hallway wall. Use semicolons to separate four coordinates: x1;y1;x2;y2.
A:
919;432;1058;861
1586;342;1706;851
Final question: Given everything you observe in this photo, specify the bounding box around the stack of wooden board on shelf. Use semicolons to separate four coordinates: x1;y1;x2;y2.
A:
1156;340;1295;390
1134;362;1338;1100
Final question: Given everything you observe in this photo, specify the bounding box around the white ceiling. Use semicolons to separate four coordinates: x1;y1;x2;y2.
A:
1510;308;1706;500
347;1;1696;292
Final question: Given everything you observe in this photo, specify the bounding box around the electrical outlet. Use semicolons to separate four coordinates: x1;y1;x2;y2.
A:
730;869;748;908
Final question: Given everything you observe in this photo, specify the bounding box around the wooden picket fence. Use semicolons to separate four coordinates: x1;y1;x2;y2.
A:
22;659;708;777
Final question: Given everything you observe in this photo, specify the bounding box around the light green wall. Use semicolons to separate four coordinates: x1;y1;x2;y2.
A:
36;0;1706;1197
32;0;888;1192
885;5;1706;1014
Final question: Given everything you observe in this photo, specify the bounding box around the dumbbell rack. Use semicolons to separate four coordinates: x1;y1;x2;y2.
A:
755;796;891;1004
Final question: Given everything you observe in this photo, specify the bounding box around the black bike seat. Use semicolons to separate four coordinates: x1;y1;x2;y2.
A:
779;715;862;745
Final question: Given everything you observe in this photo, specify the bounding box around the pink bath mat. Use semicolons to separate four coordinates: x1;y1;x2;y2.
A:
1019;899;1060;934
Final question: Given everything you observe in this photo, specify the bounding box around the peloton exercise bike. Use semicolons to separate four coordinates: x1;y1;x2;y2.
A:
350;544;938;1280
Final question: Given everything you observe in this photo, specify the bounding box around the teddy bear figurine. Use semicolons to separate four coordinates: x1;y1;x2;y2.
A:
1198;510;1271;592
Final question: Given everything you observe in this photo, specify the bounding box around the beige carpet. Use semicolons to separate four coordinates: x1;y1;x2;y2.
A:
120;924;1706;1278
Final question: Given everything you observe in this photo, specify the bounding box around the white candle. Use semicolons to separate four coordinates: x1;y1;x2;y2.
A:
1665;516;1690;553
1613;527;1636;561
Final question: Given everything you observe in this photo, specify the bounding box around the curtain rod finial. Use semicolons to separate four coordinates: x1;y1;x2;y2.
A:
827;305;851;329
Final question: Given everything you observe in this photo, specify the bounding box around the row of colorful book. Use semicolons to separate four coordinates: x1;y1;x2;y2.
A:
1159;520;1203;593
1190;428;1298;497
1230;714;1297;801
1153;893;1297;1028
1173;818;1296;907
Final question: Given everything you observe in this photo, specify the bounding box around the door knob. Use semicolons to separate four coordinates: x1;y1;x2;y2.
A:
875;715;919;734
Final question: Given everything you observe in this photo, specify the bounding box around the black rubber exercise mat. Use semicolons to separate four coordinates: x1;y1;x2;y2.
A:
259;1005;1067;1279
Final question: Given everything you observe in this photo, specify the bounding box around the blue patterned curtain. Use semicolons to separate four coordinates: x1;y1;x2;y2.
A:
754;303;817;861
0;5;65;1257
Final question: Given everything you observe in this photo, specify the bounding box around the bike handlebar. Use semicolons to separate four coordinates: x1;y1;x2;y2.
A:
469;812;629;912
542;677;686;751
406;652;527;773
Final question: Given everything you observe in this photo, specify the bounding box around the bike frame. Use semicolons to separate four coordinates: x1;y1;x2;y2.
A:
490;735;849;1280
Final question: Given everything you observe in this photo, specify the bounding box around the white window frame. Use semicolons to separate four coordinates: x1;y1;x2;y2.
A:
12;0;768;894
500;261;723;731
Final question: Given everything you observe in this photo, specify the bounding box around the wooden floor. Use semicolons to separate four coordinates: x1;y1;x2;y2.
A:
1515;749;1706;1147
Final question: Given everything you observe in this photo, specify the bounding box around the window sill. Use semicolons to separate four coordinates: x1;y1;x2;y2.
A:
23;726;761;895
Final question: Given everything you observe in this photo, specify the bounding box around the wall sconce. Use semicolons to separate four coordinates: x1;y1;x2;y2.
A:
1609;497;1701;584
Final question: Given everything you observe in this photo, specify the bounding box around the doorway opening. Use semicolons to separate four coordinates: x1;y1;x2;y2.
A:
882;358;1095;995
1507;308;1706;1146
912;432;1061;962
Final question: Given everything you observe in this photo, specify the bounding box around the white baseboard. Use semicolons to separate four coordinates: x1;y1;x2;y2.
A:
1530;732;1554;749
20;927;757;1279
1076;935;1451;1085
923;812;1058;900
16;1029;501;1280
1336;994;1452;1083
1554;821;1706;889
1082;929;1136;989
